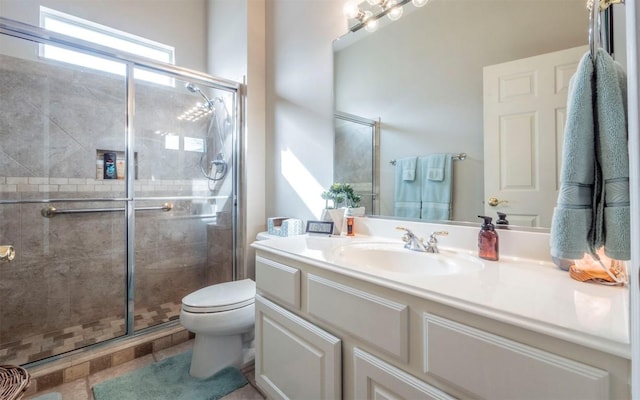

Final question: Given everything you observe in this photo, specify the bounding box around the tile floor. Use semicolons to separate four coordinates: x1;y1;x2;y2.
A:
22;339;265;400
0;301;182;366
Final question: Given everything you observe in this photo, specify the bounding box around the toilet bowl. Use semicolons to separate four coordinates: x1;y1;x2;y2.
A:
180;279;256;378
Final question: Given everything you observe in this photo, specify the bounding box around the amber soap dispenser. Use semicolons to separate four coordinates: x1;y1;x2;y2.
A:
478;215;499;261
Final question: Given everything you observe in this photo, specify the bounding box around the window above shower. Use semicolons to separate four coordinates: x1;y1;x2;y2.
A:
39;6;175;86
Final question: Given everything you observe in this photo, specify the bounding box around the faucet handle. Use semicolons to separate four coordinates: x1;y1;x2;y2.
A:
429;231;448;242
396;226;412;239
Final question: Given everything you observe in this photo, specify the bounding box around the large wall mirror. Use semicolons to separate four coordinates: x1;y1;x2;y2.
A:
333;0;604;229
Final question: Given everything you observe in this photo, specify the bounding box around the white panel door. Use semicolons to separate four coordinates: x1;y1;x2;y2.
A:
483;46;587;227
255;294;342;400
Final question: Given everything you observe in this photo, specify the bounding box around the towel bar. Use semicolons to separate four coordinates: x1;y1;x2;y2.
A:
390;153;466;166
41;202;173;218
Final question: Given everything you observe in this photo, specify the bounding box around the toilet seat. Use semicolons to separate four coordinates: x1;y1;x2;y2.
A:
182;279;256;313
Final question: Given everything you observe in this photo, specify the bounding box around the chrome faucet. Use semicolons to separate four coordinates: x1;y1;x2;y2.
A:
396;227;448;253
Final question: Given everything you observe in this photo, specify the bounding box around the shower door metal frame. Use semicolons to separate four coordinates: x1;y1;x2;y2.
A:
0;16;244;364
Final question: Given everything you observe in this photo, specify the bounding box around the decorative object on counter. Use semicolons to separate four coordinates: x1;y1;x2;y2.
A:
267;217;303;237
306;220;335;235
477;216;499;261
321;183;363;234
568;248;627;286
345;208;355;236
321;183;362;209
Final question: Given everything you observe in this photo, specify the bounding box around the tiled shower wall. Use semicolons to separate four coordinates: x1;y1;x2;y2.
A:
334;119;375;213
0;53;233;349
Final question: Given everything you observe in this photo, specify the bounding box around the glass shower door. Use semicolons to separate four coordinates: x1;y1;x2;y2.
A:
132;71;237;331
0;35;128;365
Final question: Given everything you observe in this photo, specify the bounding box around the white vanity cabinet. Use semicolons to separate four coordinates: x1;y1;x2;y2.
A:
254;252;630;399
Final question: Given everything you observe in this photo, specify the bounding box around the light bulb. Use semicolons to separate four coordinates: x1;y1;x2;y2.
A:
412;0;429;7
343;2;360;19
387;4;403;21
365;18;378;32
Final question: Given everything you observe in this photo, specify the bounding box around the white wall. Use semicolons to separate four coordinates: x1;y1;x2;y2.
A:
265;0;345;222
207;0;266;279
207;0;248;81
0;0;208;71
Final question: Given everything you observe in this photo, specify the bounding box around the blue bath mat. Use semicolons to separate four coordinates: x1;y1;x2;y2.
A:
92;350;247;400
31;393;62;400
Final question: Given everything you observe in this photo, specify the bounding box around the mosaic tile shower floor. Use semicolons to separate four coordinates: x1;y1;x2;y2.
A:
0;301;182;366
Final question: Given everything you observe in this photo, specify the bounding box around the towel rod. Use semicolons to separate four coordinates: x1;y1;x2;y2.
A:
389;153;467;166
587;0;623;13
587;0;624;62
41;202;173;218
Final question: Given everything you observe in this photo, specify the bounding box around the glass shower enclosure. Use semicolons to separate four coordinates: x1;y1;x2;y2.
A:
0;17;242;366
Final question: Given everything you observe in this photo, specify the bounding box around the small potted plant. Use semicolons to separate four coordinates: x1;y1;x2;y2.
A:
321;183;363;234
321;183;361;209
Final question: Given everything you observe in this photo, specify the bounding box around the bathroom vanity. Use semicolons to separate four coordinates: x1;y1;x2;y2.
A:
251;218;630;399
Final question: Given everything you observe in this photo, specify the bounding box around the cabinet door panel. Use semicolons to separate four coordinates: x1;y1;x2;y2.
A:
423;313;609;400
255;295;341;400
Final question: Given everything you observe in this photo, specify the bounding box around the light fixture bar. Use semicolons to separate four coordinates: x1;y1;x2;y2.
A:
348;0;412;32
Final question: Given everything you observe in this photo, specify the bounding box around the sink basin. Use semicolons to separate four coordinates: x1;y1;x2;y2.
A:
330;242;484;276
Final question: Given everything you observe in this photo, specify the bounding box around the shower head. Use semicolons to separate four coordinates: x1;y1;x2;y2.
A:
185;82;214;110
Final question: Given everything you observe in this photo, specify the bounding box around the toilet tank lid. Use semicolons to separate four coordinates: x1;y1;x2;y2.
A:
182;279;256;308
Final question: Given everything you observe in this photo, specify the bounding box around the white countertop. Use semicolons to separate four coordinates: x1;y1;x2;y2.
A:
252;233;630;358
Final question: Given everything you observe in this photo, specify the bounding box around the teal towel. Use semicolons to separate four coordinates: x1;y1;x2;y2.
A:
394;158;421;217
551;51;595;260
425;153;446;181
420;154;453;220
551;49;629;262
594;49;629;260
398;157;417;181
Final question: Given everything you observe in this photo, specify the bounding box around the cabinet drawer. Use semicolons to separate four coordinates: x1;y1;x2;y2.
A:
423;313;609;400
256;256;301;309
307;274;409;362
354;348;455;400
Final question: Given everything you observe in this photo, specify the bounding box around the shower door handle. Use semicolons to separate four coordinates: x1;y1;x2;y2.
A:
0;245;15;262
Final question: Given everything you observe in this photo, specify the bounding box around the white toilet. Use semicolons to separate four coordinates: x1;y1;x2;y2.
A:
180;278;256;378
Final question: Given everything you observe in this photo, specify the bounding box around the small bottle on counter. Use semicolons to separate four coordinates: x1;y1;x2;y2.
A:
477;215;499;261
496;212;509;228
346;209;355;236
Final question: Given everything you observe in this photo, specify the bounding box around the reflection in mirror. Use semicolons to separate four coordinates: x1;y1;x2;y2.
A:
334;112;379;214
334;0;589;228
